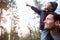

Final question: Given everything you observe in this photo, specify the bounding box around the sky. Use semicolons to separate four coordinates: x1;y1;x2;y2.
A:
0;0;60;36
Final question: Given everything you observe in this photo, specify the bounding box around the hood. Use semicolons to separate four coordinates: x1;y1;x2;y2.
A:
49;2;58;12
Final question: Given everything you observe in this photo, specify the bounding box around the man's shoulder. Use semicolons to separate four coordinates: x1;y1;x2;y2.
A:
53;34;60;40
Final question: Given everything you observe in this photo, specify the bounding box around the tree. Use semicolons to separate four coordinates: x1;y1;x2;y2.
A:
10;27;19;40
32;0;43;40
0;0;19;40
34;0;42;9
0;26;9;40
9;0;19;40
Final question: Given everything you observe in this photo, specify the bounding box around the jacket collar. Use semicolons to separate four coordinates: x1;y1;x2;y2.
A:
43;9;54;12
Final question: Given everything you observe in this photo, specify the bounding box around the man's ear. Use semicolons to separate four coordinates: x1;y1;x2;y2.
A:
58;21;60;28
55;20;60;26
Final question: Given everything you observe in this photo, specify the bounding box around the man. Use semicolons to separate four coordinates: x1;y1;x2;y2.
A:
44;12;60;40
26;2;58;40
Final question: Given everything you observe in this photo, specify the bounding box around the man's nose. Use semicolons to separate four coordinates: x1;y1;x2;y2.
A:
44;20;46;23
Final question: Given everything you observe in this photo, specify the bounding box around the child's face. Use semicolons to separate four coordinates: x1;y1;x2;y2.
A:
45;3;53;10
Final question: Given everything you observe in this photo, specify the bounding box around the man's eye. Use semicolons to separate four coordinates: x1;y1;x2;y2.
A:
47;18;51;20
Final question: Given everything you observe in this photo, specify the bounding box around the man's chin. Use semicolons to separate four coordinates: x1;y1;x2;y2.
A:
44;27;50;30
44;28;52;30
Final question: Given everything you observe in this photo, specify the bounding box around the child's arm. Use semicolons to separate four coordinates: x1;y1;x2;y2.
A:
26;3;41;15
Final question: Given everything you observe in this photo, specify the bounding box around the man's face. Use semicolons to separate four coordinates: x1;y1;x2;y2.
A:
45;3;53;10
44;14;55;30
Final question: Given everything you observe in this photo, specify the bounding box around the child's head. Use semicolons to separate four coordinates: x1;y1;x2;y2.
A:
45;2;58;12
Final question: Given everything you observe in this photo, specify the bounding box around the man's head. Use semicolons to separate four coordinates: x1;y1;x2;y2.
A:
44;12;60;30
45;2;58;12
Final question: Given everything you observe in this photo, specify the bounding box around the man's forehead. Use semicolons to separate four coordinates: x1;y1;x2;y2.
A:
47;14;54;18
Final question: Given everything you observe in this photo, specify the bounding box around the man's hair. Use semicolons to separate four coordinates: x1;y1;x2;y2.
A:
48;12;60;21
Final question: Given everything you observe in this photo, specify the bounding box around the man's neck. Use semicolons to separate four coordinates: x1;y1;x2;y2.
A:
50;28;60;37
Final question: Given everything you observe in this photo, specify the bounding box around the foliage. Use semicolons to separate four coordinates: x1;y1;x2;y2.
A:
34;0;42;9
18;29;41;40
0;29;9;40
10;27;19;40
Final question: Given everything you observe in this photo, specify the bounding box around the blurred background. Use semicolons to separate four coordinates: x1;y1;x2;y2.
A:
0;0;60;40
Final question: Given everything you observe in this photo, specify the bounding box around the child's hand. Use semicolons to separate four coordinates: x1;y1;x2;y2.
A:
26;3;31;7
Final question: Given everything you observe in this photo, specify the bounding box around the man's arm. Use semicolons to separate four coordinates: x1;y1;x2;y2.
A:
26;4;41;15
